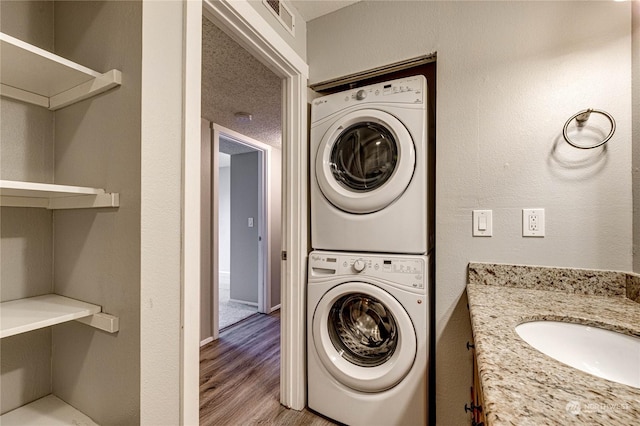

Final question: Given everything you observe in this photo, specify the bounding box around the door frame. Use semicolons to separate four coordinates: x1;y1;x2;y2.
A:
198;0;309;412
213;123;272;320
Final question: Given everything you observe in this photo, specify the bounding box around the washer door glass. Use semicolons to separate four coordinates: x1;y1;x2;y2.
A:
312;282;417;392
328;293;398;367
330;123;398;193
316;109;415;214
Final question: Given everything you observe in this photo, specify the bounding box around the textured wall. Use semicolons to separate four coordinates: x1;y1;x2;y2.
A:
307;2;632;424
0;0;54;414
51;1;141;424
202;18;282;147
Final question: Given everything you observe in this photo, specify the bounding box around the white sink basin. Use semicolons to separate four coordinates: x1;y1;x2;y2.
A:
515;321;640;388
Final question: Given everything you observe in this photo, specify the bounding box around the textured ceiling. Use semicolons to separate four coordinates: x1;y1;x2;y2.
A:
202;18;282;148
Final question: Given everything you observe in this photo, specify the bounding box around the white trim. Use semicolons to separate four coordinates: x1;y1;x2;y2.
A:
270;304;281;313
181;1;202;425
229;298;259;307
203;0;308;411
200;336;214;347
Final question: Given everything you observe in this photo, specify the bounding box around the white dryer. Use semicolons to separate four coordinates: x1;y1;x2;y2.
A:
307;251;428;426
310;75;431;254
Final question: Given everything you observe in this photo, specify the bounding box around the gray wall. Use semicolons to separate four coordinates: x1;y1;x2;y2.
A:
230;152;260;304
0;1;141;422
0;0;55;414
219;162;231;274
307;2;632;424
51;2;141;423
270;150;282;308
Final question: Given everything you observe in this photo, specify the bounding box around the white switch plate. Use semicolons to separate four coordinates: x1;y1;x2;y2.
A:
472;210;492;237
522;208;545;237
248;217;254;228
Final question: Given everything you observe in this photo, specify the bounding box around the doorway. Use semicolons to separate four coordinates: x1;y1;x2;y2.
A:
216;126;277;332
199;14;283;344
188;1;309;418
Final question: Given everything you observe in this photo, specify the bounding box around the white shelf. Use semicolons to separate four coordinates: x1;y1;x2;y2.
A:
0;395;99;425
0;294;101;338
0;32;121;110
0;180;119;209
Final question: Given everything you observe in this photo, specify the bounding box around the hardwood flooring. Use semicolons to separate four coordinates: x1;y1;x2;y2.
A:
200;311;337;425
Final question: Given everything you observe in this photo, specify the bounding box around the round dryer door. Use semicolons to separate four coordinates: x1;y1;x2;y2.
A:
316;109;416;214
312;282;417;392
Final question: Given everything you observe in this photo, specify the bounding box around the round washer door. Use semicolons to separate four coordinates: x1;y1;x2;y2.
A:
312;281;417;392
316;109;416;214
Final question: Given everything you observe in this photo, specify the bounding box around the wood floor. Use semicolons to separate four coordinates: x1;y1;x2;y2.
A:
200;311;337;425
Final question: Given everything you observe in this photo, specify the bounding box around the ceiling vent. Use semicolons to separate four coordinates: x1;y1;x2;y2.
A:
263;0;295;35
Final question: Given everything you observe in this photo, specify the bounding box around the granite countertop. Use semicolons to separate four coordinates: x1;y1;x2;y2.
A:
466;263;640;425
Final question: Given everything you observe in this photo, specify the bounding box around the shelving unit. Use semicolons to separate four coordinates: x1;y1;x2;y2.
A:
0;180;119;209
0;395;98;426
1;11;125;422
1;294;119;338
0;32;121;110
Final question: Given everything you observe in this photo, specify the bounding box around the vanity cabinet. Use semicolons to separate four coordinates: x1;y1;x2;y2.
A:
471;352;487;426
0;2;140;423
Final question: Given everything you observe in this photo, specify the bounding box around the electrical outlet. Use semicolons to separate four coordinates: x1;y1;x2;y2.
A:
523;209;544;237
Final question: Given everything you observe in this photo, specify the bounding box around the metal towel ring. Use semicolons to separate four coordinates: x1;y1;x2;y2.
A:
562;108;616;150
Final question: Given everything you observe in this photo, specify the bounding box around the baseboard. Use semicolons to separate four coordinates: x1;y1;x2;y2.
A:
270;304;281;313
200;336;214;347
229;298;258;307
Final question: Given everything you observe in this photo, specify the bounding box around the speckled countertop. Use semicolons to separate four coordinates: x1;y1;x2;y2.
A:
467;263;640;425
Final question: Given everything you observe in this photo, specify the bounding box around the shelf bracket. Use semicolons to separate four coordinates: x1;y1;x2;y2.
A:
49;69;122;110
75;312;119;333
0;83;49;108
47;193;120;210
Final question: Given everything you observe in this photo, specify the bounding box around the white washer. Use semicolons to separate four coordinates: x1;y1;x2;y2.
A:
307;251;428;426
311;75;430;254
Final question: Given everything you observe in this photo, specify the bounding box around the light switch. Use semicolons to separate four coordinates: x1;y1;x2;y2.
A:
248;217;254;228
473;210;492;237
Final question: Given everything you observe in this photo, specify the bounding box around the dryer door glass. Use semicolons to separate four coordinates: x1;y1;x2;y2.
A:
330;123;398;193
328;293;398;367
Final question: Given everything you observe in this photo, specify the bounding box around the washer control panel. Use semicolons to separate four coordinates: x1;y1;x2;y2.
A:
309;251;427;290
311;75;426;124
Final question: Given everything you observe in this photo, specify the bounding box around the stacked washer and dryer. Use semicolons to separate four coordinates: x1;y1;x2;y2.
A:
308;75;433;426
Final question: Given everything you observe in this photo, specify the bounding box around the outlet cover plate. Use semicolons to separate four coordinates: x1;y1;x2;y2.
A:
523;208;545;237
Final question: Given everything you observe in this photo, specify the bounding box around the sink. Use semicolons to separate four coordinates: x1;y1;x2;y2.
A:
515;321;640;388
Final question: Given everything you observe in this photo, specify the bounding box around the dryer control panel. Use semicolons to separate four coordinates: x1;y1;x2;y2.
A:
309;251;428;290
311;75;427;124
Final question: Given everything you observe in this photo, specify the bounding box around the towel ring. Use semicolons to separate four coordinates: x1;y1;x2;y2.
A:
562;108;616;150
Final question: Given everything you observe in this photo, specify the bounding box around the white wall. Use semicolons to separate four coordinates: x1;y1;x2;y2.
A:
633;1;640;273
247;0;306;61
307;2;632;424
140;0;186;423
